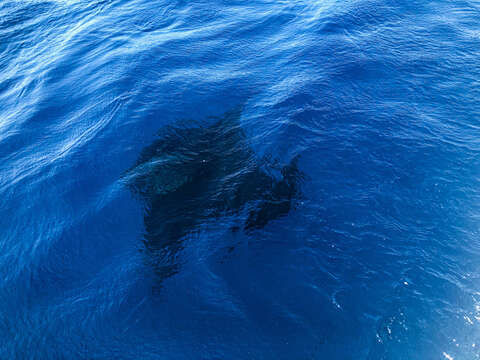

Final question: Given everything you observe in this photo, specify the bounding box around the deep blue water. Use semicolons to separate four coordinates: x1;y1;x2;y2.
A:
1;0;480;358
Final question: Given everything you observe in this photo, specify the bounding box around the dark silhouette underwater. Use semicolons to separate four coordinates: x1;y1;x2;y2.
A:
124;109;304;284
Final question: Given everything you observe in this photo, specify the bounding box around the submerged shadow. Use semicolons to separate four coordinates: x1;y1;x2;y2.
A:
125;108;304;284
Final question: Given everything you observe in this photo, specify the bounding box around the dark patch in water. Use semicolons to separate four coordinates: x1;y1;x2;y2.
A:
125;108;303;283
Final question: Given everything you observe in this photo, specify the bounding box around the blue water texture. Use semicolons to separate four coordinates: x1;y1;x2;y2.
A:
1;0;480;359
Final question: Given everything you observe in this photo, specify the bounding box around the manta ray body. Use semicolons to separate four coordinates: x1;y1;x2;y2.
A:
126;109;303;281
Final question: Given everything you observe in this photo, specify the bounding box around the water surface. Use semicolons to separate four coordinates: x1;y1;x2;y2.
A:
1;0;480;359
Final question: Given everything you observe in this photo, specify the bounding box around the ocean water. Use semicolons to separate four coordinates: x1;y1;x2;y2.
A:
1;0;480;358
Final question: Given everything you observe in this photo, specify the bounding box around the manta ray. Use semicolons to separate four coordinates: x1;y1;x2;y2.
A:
125;108;303;281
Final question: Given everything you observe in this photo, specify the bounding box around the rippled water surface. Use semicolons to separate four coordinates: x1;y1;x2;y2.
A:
1;0;480;358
